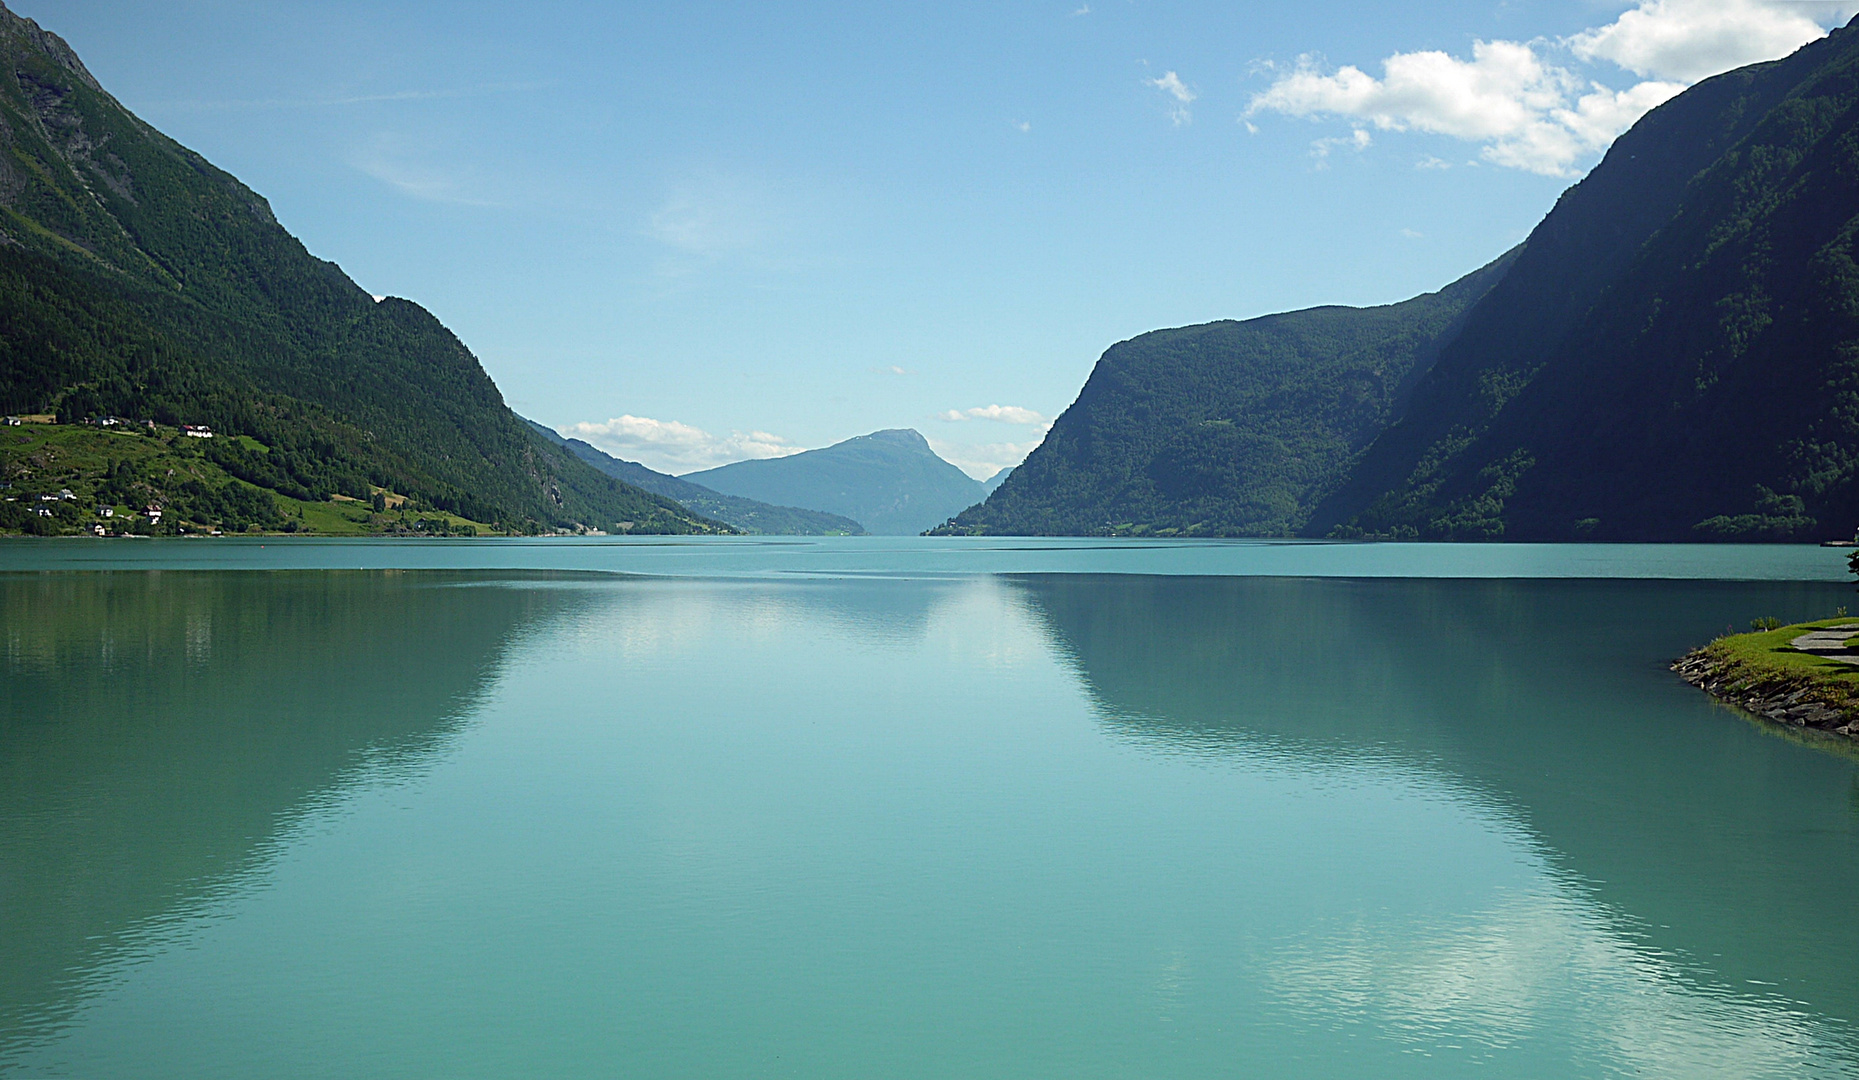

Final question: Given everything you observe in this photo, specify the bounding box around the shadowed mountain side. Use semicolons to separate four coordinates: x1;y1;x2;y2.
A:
1313;19;1859;541
1010;574;1859;1021
687;429;986;535
0;570;592;1052
935;252;1514;538
524;420;864;535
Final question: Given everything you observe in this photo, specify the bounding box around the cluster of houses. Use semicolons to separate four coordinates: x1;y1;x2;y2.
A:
0;415;212;436
2;412;218;532
3;484;164;528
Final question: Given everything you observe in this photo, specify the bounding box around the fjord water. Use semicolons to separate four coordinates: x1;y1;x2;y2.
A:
4;542;1859;1078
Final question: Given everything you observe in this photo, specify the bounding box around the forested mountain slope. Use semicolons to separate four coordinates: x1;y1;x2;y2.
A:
1313;19;1859;541
0;2;719;535
935;253;1513;537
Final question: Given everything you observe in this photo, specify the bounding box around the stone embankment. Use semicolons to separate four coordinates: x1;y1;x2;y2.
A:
1672;624;1859;739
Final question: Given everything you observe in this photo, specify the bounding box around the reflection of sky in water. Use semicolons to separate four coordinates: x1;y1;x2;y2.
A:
4;571;1858;1078
1266;887;1850;1077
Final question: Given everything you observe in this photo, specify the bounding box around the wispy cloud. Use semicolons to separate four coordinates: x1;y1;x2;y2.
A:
138;80;555;113
1247;0;1851;176
1310;127;1372;167
648;193;769;255
938;404;1052;426
1147;71;1197;125
350;136;505;207
639;171;820;280
1071;4;1092;15
565;415;806;474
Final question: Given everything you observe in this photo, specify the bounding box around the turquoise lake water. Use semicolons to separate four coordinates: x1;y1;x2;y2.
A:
4;538;1859;1078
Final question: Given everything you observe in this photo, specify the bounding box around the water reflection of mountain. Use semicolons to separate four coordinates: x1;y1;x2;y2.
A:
0;571;589;1050
1012;575;1859;1021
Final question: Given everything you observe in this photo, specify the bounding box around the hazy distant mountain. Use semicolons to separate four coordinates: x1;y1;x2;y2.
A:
0;3;719;535
982;467;1014;495
524;420;864;535
934;254;1511;536
687;429;986;535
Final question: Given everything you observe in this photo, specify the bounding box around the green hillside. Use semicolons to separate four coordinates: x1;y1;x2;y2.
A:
935;253;1512;537
524;420;865;535
0;3;723;536
1314;20;1859;541
687;429;985;535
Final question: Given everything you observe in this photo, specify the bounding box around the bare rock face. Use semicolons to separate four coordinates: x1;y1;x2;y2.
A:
0;2;105;94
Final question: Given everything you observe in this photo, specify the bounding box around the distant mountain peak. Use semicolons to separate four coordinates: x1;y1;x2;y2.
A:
687;427;985;534
854;428;932;450
0;3;106;95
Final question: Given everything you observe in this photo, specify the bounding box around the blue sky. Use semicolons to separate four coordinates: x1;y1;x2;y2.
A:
19;1;1857;476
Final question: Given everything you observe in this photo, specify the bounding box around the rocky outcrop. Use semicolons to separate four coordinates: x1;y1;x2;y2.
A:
1672;651;1859;737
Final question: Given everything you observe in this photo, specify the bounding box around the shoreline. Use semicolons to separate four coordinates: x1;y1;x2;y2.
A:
1673;620;1859;740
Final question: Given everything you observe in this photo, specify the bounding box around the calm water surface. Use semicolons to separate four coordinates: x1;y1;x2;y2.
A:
3;539;1859;1078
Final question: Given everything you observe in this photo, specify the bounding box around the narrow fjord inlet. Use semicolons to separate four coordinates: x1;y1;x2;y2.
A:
9;0;1859;1077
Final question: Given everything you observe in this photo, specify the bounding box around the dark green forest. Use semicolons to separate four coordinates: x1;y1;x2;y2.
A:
1313;20;1859;542
935;253;1512;537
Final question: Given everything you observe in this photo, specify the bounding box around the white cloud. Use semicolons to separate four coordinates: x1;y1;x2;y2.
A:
933;407;1054;476
1400;228;1425;239
1570;0;1840;82
928;437;1047;481
564;415;807;474
1072;4;1091;15
1253;41;1575;143
1011;119;1032;132
939;404;1052;426
1248;0;1845;176
1148;71;1197;125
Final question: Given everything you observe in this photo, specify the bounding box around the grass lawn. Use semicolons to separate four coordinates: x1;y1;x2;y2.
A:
1694;617;1859;711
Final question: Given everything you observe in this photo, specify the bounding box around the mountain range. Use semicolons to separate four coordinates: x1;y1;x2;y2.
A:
524;420;865;535
945;17;1859;542
687;429;987;535
0;2;721;536
10;0;1859;543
